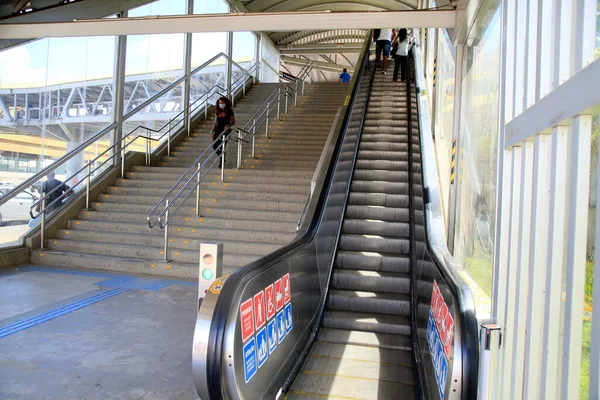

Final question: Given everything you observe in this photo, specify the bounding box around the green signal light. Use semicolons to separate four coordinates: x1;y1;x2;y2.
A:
202;269;214;280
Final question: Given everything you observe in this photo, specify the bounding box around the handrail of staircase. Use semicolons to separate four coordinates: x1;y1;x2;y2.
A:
146;84;287;230
0;53;259;251
0;51;249;210
29;61;259;220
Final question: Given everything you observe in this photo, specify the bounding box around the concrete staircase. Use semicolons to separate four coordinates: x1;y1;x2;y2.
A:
32;82;348;278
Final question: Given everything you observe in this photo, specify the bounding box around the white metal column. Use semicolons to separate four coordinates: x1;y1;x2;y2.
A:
111;10;127;166
226;3;234;99
183;0;193;136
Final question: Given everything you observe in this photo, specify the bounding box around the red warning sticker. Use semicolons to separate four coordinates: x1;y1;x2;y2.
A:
254;290;266;329
274;278;283;311
265;284;276;320
240;298;254;343
282;273;291;304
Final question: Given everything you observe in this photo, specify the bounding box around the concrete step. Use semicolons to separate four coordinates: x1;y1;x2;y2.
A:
54;230;282;256
124;171;311;186
129;165;314;178
32;250;244;278
98;188;307;203
67;219;296;243
46;239;262;265
107;179;310;195
79;210;296;232
92;200;300;222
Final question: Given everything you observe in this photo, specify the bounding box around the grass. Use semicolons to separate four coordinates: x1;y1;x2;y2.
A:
580;259;594;399
465;256;493;297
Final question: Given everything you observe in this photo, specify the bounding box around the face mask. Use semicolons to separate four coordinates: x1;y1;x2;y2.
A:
219;103;225;110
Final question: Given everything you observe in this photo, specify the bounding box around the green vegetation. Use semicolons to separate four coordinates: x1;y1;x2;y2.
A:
581;319;592;400
586;259;594;304
465;257;493;297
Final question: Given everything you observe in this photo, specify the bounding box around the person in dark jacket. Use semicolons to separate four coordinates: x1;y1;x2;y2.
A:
42;171;70;212
211;96;235;168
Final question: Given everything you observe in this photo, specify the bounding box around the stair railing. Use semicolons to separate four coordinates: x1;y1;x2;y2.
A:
0;52;258;251
146;79;310;261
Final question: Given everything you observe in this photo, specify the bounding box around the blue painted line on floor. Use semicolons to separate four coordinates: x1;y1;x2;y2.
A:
0;288;129;339
97;276;173;291
18;266;197;290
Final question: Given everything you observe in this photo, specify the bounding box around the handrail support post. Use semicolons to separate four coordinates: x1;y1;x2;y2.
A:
40;198;46;249
85;164;91;210
196;163;201;216
266;102;270;138
163;199;169;262
220;136;226;182
277;88;281;121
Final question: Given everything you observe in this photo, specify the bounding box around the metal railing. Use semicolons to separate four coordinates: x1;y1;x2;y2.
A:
146;75;312;261
0;52;259;250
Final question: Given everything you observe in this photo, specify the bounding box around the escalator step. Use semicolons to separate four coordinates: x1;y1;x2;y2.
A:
338;234;410;254
345;205;409;222
317;327;412;351
351;180;410;195
322;310;411;335
309;341;414;365
330;269;410;294
357;150;408;161
327;289;411;316
334;250;410;273
358;141;409;152
348;192;409;208
352;168;409;183
342;219;410;238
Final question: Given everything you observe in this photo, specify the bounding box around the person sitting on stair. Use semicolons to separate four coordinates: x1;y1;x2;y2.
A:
211;96;235;168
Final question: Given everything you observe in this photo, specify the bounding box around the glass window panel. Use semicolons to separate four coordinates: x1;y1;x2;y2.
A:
260;35;280;83
453;2;501;299
434;32;455;227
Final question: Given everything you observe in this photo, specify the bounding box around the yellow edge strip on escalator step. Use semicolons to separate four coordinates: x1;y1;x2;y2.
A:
286;390;362;400
301;369;415;386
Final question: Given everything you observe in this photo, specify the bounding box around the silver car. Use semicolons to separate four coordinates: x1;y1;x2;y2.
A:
0;190;38;223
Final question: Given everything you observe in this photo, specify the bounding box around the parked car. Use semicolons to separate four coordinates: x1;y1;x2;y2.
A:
0;190;38;223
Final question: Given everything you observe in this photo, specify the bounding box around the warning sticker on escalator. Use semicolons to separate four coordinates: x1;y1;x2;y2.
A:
265;284;276;320
243;337;257;383
254;290;266;330
430;281;454;357
427;310;448;400
256;327;268;368
282;273;291;304
276;311;286;343
284;303;293;334
274;279;284;311
267;319;277;354
240;298;254;343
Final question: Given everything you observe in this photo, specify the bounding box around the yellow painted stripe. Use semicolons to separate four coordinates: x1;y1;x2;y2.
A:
289;390;362;400
451;159;455;168
309;351;412;368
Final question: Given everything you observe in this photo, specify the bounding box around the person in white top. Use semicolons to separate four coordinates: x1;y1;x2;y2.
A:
392;28;413;82
373;28;396;74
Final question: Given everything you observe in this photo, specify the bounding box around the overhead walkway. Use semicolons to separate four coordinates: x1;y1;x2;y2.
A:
192;35;478;400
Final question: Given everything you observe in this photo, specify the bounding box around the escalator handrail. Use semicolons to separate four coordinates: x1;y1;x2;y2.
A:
411;29;480;399
204;33;373;400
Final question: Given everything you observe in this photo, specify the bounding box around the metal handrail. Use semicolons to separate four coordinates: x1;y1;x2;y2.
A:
146;77;311;261
0;51;249;209
29;60;260;218
1;52;259;252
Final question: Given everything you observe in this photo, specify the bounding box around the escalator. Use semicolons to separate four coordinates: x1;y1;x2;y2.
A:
192;33;479;400
286;66;420;399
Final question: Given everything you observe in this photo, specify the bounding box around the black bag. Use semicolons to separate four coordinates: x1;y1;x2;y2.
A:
373;29;381;41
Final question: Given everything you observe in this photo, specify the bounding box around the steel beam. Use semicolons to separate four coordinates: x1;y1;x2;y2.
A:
0;10;456;38
281;55;354;73
279;43;363;54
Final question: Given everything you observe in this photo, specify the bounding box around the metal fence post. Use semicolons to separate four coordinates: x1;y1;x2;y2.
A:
204;98;208;120
285;89;289;114
265;102;270;138
478;324;502;400
121;142;126;178
220;136;226;182
167;122;172;156
40;198;46;249
277;87;281;120
252;118;256;158
86;164;91;210
237;129;242;169
163;199;169;262
196;162;201;216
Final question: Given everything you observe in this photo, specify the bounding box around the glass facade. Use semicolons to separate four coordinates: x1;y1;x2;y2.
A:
453;3;501;297
433;32;455;226
260;34;280;83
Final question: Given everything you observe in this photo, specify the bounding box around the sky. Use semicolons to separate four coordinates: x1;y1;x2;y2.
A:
0;0;256;89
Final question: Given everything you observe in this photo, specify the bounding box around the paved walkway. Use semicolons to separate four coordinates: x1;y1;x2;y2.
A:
0;265;199;400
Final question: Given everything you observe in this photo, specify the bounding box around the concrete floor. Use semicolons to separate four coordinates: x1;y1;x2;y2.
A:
0;265;200;400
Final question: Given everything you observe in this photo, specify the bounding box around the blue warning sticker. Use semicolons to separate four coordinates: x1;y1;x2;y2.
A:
426;310;448;399
243;337;257;383
284;303;293;334
276;311;286;343
267;319;277;354
256;327;268;368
